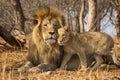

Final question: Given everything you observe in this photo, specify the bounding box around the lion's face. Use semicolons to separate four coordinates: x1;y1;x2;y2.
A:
41;16;61;44
57;26;69;46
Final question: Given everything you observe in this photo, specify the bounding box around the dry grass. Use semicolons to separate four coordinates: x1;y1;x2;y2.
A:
0;38;120;80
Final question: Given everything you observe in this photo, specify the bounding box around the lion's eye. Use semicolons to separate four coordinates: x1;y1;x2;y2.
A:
43;24;48;28
44;24;47;26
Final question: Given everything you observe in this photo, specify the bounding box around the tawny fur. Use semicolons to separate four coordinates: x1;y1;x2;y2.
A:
57;26;120;71
58;26;87;70
18;7;65;72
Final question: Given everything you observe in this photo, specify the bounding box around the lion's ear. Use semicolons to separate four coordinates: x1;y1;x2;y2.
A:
64;26;68;32
32;19;41;27
33;19;39;25
32;14;40;25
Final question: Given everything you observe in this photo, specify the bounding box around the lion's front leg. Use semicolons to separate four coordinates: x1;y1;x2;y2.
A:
28;63;57;73
18;61;33;72
78;49;87;71
60;52;73;70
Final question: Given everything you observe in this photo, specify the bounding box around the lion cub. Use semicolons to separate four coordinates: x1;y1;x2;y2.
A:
57;26;87;70
57;26;120;71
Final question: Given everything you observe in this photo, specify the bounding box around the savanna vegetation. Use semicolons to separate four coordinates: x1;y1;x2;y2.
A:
0;0;120;80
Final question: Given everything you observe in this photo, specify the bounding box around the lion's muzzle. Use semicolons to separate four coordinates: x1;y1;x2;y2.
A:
45;37;56;44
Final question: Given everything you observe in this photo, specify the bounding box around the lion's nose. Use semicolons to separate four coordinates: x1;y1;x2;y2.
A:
49;32;55;35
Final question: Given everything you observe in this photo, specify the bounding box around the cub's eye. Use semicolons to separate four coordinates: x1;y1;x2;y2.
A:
62;34;65;37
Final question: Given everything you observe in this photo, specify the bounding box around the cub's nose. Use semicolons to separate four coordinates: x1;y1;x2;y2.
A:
49;32;55;35
58;40;62;44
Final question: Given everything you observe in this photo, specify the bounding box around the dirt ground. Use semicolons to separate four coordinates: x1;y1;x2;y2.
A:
0;38;120;80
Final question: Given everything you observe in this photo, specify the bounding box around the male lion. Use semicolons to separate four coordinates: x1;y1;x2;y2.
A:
57;26;120;71
18;7;65;72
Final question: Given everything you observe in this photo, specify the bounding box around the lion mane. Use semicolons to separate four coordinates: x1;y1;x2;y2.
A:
29;7;65;65
18;7;65;72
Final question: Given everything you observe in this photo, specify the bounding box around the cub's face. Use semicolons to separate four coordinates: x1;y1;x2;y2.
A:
41;17;61;44
57;27;69;46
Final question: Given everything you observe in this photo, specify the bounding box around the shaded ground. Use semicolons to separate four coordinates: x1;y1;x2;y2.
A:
0;38;120;80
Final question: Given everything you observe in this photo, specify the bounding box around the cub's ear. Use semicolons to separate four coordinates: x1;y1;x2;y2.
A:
64;26;68;32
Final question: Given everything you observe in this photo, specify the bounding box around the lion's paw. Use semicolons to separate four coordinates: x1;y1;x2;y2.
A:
17;66;29;72
28;67;41;73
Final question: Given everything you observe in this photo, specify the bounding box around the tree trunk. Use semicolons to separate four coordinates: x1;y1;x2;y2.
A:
87;0;98;31
0;25;24;48
115;9;120;37
96;0;100;31
79;0;85;32
10;0;26;32
75;15;80;32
